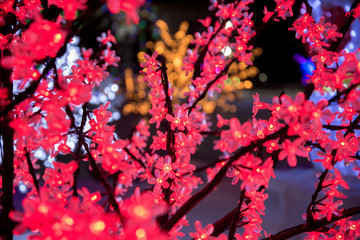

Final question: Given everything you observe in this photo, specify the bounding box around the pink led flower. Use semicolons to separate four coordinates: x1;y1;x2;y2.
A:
189;220;214;240
278;138;308;167
106;0;145;24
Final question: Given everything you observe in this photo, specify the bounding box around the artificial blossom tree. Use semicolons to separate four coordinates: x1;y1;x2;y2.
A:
1;0;360;239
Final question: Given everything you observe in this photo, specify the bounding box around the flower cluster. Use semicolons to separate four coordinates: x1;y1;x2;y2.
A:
11;187;120;239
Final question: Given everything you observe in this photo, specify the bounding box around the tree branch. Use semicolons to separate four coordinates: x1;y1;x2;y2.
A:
263;206;360;240
24;148;40;194
161;126;289;231
228;189;246;239
72;103;88;197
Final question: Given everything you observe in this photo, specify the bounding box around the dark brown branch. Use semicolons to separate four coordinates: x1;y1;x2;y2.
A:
212;207;238;237
192;159;225;174
302;0;313;14
305;169;329;222
263;206;360;240
160;57;173;116
123;147;146;169
228;189;246;239
160;57;176;161
72;103;88;197
0;49;15;240
82;138;122;219
322;124;360;131
0;113;15;240
199;130;221;136
24;148;40;194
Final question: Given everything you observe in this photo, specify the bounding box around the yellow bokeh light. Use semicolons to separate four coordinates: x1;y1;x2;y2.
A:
244;80;253;89
137;52;146;62
238;61;247;70
173;58;182;68
202;101;216;114
239;71;247;80
145;41;154;49
237;81;244;89
155;46;164;54
175;31;185;39
138;90;146;98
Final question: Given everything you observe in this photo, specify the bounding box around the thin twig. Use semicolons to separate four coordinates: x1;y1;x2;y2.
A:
123;147;146;169
72;103;88;197
160;57;176;160
24;148;40;194
228;189;246;239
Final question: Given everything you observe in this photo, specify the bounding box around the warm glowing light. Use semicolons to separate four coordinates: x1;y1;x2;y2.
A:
173;58;182;67
145;41;153;49
335;233;344;240
135;228;147;239
163;164;172;172
350;223;358;230
268;124;275;130
133;205;150;219
244;80;253;89
257;130;264;138
62;216;74;226
234;131;242;140
53;33;63;43
89;220;106;234
43;24;51;31
38;204;49;214
90;194;98;201
32;72;39;78
106;146;114;153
